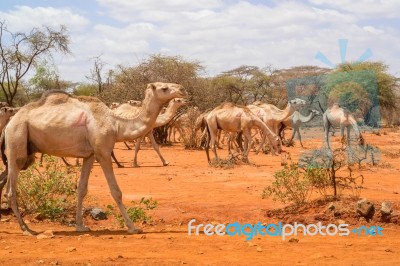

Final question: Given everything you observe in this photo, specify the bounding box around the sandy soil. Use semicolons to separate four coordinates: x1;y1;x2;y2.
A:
0;129;400;265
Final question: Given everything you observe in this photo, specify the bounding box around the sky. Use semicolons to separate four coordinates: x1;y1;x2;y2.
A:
1;0;399;82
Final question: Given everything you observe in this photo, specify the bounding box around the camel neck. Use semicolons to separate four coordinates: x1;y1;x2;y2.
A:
300;112;315;123
155;103;180;127
114;90;163;141
272;104;291;121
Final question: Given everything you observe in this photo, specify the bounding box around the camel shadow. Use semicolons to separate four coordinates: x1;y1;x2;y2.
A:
53;229;187;237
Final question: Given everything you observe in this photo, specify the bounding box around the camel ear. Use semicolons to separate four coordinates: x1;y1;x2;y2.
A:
148;83;157;91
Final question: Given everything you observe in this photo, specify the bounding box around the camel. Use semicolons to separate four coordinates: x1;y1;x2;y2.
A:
247;98;306;152
0;82;187;235
250;98;307;135
205;102;282;163
323;103;365;149
0;107;19;132
132;98;187;167
168;107;199;142
279;109;321;147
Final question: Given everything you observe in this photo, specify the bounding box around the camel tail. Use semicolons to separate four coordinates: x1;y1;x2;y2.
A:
204;123;211;163
0;129;7;166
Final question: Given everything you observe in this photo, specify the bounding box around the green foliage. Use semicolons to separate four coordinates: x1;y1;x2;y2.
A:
262;162;312;206
17;155;78;221
73;83;98;96
106;197;157;227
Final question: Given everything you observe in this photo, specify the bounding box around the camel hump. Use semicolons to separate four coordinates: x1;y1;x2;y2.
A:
33;90;103;108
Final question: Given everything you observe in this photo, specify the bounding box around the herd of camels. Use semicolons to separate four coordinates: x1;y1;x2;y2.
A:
0;82;366;235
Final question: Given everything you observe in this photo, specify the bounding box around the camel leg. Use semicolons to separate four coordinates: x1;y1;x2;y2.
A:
242;130;252;163
149;132;169;166
209;128;219;162
96;153;142;234
61;157;72;167
287;128;296;147
204;128;211;162
0;169;8;212
111;151;124;168
323;116;331;149
178;127;184;142
297;129;304;148
75;155;95;232
132;136;143;167
7;166;36;235
123;141;132;150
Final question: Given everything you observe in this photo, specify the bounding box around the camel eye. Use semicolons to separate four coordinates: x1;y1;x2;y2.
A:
162;87;168;91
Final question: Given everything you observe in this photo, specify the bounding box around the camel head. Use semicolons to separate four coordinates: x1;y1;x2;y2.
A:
170;98;188;108
109;102;120;109
311;109;321;116
271;135;283;155
288;98;307;111
147;82;187;103
127;100;142;107
0;106;19;117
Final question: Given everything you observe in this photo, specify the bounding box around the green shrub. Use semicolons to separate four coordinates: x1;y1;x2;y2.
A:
17;155;78;221
262;162;312;206
107;197;157;227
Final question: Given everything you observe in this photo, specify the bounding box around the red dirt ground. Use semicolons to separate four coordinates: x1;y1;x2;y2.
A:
1;129;400;265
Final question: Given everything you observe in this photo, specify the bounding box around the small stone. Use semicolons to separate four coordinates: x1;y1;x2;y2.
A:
66;247;76;252
37;230;54;239
327;203;335;211
256;247;263;252
381;201;393;215
385;249;393;253
345;243;352;247
356;199;375;220
0;218;10;222
247;242;256;247
90;208;107;220
198;251;204;254
141;234;147;239
38;260;44;264
289;238;299;243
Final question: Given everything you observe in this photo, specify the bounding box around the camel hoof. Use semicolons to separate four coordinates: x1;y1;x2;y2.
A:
76;225;91;232
128;227;143;234
163;161;169;166
23;229;38;236
117;164;124;168
131;163;140;168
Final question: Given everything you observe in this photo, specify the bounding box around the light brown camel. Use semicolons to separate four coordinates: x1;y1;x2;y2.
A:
250;98;307;135
0;82;187;235
0;107;19;132
132;98;187;167
279;109;321;147
168;107;200;142
205;102;282;163
248;98;306;152
323;103;365;149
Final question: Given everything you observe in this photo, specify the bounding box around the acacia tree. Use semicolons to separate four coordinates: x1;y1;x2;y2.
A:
0;21;70;106
323;61;397;126
27;60;71;100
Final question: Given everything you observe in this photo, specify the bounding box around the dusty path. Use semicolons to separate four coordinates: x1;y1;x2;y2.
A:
1;129;399;265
